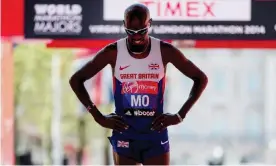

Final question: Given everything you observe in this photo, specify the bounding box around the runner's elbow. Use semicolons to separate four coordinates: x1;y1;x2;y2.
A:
69;73;85;87
192;72;208;86
201;72;208;85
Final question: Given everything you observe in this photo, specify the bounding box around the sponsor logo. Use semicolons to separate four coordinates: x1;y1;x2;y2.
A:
161;140;169;145
104;0;251;21
125;111;132;116
121;81;158;94
149;63;160;70
117;140;129;148
119;65;130;70
133;110;155;117
33;4;83;35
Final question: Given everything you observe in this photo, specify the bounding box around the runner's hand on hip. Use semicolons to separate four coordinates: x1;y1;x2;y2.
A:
151;113;181;132
97;113;129;132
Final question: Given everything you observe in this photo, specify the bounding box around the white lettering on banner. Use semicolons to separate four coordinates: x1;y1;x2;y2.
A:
34;4;82;15
33;4;83;34
193;25;244;34
89;25;122;34
88;24;267;35
193;25;266;35
244;25;266;35
34;21;82;34
131;95;150;107
103;0;251;21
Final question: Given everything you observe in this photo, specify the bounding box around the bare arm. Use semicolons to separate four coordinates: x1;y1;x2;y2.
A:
69;43;116;122
161;41;208;119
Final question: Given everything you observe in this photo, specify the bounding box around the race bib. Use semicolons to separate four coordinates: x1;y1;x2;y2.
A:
121;81;158;109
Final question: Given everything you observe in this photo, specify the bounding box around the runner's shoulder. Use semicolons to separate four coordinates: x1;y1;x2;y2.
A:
100;41;117;66
102;41;117;54
159;40;176;65
160;40;174;50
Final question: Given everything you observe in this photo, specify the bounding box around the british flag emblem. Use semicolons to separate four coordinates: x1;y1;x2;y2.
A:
148;63;159;70
117;140;129;148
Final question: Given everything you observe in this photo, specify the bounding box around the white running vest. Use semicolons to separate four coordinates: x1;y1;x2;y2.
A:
113;36;165;113
112;37;168;139
114;37;165;83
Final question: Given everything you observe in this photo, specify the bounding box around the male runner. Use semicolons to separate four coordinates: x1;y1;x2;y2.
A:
70;3;208;165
